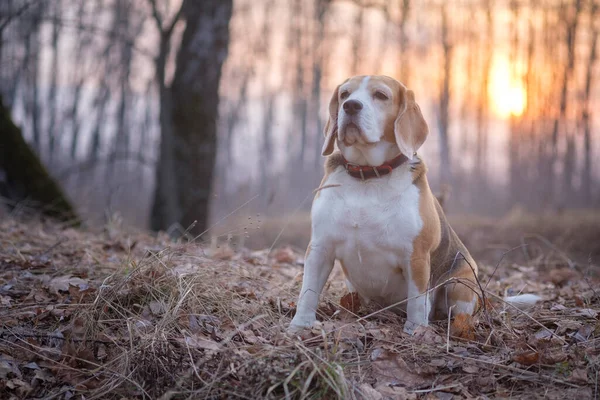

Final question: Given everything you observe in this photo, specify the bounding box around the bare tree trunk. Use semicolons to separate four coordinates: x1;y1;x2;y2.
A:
224;75;250;164
115;7;133;156
563;1;583;205
88;84;110;159
521;4;536;205
150;4;183;232
88;6;119;160
437;4;452;186
24;17;41;153
260;93;276;210
293;0;308;166
150;0;233;235
537;4;555;207
508;1;521;204
68;0;100;160
258;0;276;210
581;0;598;205
47;0;61;165
313;0;328;170
398;0;411;84
350;5;365;75
475;0;493;189
551;0;582;206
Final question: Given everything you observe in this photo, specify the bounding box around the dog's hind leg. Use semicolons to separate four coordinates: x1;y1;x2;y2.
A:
437;258;480;319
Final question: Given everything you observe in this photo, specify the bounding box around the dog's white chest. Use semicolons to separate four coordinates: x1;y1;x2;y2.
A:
312;166;423;306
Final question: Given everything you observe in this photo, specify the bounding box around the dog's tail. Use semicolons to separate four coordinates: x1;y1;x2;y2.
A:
503;294;542;310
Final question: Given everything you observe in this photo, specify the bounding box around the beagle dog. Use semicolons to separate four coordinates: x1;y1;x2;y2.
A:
289;75;481;334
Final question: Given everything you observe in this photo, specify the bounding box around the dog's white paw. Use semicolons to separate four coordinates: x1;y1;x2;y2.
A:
403;320;428;336
288;315;317;334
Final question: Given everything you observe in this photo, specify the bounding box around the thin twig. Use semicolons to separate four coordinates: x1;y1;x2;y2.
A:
413;384;461;394
446;304;455;353
594;369;598;400
485;244;527;290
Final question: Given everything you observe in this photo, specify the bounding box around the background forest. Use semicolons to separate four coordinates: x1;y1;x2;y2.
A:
1;0;599;236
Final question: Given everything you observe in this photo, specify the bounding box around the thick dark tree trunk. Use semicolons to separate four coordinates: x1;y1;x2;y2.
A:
0;96;79;224
150;0;233;235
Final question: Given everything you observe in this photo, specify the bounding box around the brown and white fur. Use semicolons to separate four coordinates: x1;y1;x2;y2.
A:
289;75;538;334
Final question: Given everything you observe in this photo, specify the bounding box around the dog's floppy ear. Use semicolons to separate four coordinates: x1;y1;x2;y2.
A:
322;84;342;156
394;87;428;160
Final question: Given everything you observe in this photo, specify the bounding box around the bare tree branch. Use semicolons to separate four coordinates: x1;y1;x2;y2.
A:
147;0;164;31
0;0;41;34
146;0;183;37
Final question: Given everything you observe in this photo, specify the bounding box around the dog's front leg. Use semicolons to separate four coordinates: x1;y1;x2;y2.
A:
404;254;432;335
289;243;334;332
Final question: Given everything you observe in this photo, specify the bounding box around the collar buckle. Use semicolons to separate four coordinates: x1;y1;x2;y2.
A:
373;167;380;178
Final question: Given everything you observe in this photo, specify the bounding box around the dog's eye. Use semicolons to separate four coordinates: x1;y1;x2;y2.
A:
374;91;389;100
340;90;350;100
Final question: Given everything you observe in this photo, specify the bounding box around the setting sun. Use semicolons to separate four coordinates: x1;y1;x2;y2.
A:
489;55;527;118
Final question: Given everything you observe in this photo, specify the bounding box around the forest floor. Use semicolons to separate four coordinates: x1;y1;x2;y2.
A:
1;210;599;399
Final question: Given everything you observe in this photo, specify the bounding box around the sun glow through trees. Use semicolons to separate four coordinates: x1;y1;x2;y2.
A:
489;55;527;118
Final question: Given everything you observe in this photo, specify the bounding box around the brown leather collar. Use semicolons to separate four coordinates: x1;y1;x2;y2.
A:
342;153;408;180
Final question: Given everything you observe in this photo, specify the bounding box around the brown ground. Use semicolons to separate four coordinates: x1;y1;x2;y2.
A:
0;211;599;399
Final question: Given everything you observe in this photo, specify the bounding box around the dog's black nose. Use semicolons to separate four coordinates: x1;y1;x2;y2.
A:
343;99;363;115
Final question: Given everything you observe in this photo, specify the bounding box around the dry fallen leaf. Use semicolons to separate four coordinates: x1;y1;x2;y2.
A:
183;335;221;351
373;383;417;400
475;372;496;391
429;359;447;368
148;300;165;316
0;295;12;307
570;324;594;343
572;308;598;318
462;364;479;374
549;268;579;287
540;351;568;364
512;351;540;366
569;368;588;384
272;247;296;264
6;378;32;397
241;329;259;344
357;383;383;400
414;325;445;345
340;292;361;313
47;276;89;295
370;348;427;388
33;368;55;383
0;355;21;379
450;313;476;341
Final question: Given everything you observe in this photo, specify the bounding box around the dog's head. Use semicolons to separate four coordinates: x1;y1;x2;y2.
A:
322;75;428;162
